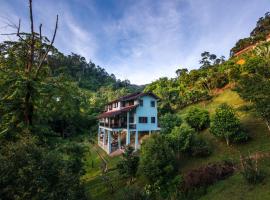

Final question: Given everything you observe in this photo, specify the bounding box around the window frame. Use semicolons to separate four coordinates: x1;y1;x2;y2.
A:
151;101;155;107
151;117;155;123
139;117;148;123
139;99;144;106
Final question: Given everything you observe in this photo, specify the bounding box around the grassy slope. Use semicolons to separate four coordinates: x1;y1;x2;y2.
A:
81;89;270;199
178;89;270;199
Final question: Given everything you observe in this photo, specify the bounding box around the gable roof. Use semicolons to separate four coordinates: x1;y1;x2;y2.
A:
98;104;138;119
108;92;159;104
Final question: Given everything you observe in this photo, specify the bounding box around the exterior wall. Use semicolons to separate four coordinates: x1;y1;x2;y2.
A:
135;95;159;131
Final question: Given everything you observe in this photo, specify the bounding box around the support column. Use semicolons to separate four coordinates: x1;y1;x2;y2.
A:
98;127;100;144
126;112;130;145
135;130;138;150
118;131;121;149
108;130;111;153
149;130;151;135
103;129;106;146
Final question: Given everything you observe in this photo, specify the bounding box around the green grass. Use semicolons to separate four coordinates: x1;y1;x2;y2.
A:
77;89;270;199
177;89;270;199
81;140;124;200
199;158;270;200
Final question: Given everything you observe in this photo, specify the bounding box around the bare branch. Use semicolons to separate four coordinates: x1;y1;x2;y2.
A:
35;15;58;78
27;0;35;73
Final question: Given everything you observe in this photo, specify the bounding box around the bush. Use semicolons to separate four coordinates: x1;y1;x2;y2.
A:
190;137;212;157
210;103;248;145
160;113;182;135
139;134;176;185
117;146;139;183
185;107;210;131
182;161;235;192
169;124;196;154
241;156;265;184
0;137;87;200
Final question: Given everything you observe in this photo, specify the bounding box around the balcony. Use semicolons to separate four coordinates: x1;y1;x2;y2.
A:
99;122;136;129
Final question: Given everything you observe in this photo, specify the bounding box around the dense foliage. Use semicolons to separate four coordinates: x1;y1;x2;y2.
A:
210;104;248;145
117;146;139;183
0;136;87;200
139;134;176;186
231;12;270;56
159;113;182;135
185;107;210;131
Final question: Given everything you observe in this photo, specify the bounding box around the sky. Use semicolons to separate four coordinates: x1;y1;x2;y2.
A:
0;0;269;84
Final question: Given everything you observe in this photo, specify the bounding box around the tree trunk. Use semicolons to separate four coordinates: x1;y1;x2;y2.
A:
225;137;230;146
24;81;33;127
265;119;270;133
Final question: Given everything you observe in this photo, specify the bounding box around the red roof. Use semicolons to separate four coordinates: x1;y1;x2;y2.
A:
108;92;159;104
97;105;138;119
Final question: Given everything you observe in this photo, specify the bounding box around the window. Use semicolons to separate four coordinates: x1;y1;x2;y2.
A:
139;117;148;123
151;101;155;107
139;99;143;106
151;117;155;123
129;116;134;123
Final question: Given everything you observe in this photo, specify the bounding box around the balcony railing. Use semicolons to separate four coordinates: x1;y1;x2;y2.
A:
99;122;136;129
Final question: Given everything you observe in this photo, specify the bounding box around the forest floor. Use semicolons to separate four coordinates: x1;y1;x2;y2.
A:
79;89;270;199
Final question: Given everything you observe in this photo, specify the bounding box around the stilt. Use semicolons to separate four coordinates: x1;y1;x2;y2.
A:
118;131;121;149
126;112;130;145
103;129;106;146
108;130;111;153
98;128;100;144
135;130;138;150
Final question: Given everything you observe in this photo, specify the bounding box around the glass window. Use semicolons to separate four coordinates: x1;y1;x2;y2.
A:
151;117;155;123
139;117;147;123
139;99;143;106
151;101;155;107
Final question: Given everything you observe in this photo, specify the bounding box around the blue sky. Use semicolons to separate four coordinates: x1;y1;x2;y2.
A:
0;0;269;84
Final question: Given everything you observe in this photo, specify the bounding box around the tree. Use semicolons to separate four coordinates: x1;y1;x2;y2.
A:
0;0;58;137
185;107;210;131
117;146;139;183
139;134;175;185
168;124;195;156
210;103;247;145
236;56;270;133
0;136;87;200
159;113;182;135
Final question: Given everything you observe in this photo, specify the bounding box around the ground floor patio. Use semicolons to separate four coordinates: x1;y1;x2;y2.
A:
98;126;159;154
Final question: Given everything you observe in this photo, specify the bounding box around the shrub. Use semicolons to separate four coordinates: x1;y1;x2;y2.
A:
190;137;212;157
185;107;210;131
241;156;265;184
169;124;196;154
160;113;182;135
0;137;87;200
139;134;176;185
117;146;139;183
210;103;248;145
182;161;235;192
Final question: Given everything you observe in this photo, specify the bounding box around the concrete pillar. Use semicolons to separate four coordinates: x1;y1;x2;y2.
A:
126;112;130;145
108;130;111;153
135;130;138;150
98;127;100;144
118;131;121;149
103;129;106;146
149;130;151;135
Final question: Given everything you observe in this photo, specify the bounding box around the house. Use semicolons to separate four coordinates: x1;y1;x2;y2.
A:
97;92;160;154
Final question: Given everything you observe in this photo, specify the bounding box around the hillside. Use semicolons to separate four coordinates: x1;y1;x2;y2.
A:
81;89;270;200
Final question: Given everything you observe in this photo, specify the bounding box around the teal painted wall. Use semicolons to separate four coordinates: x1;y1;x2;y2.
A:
135;95;159;131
